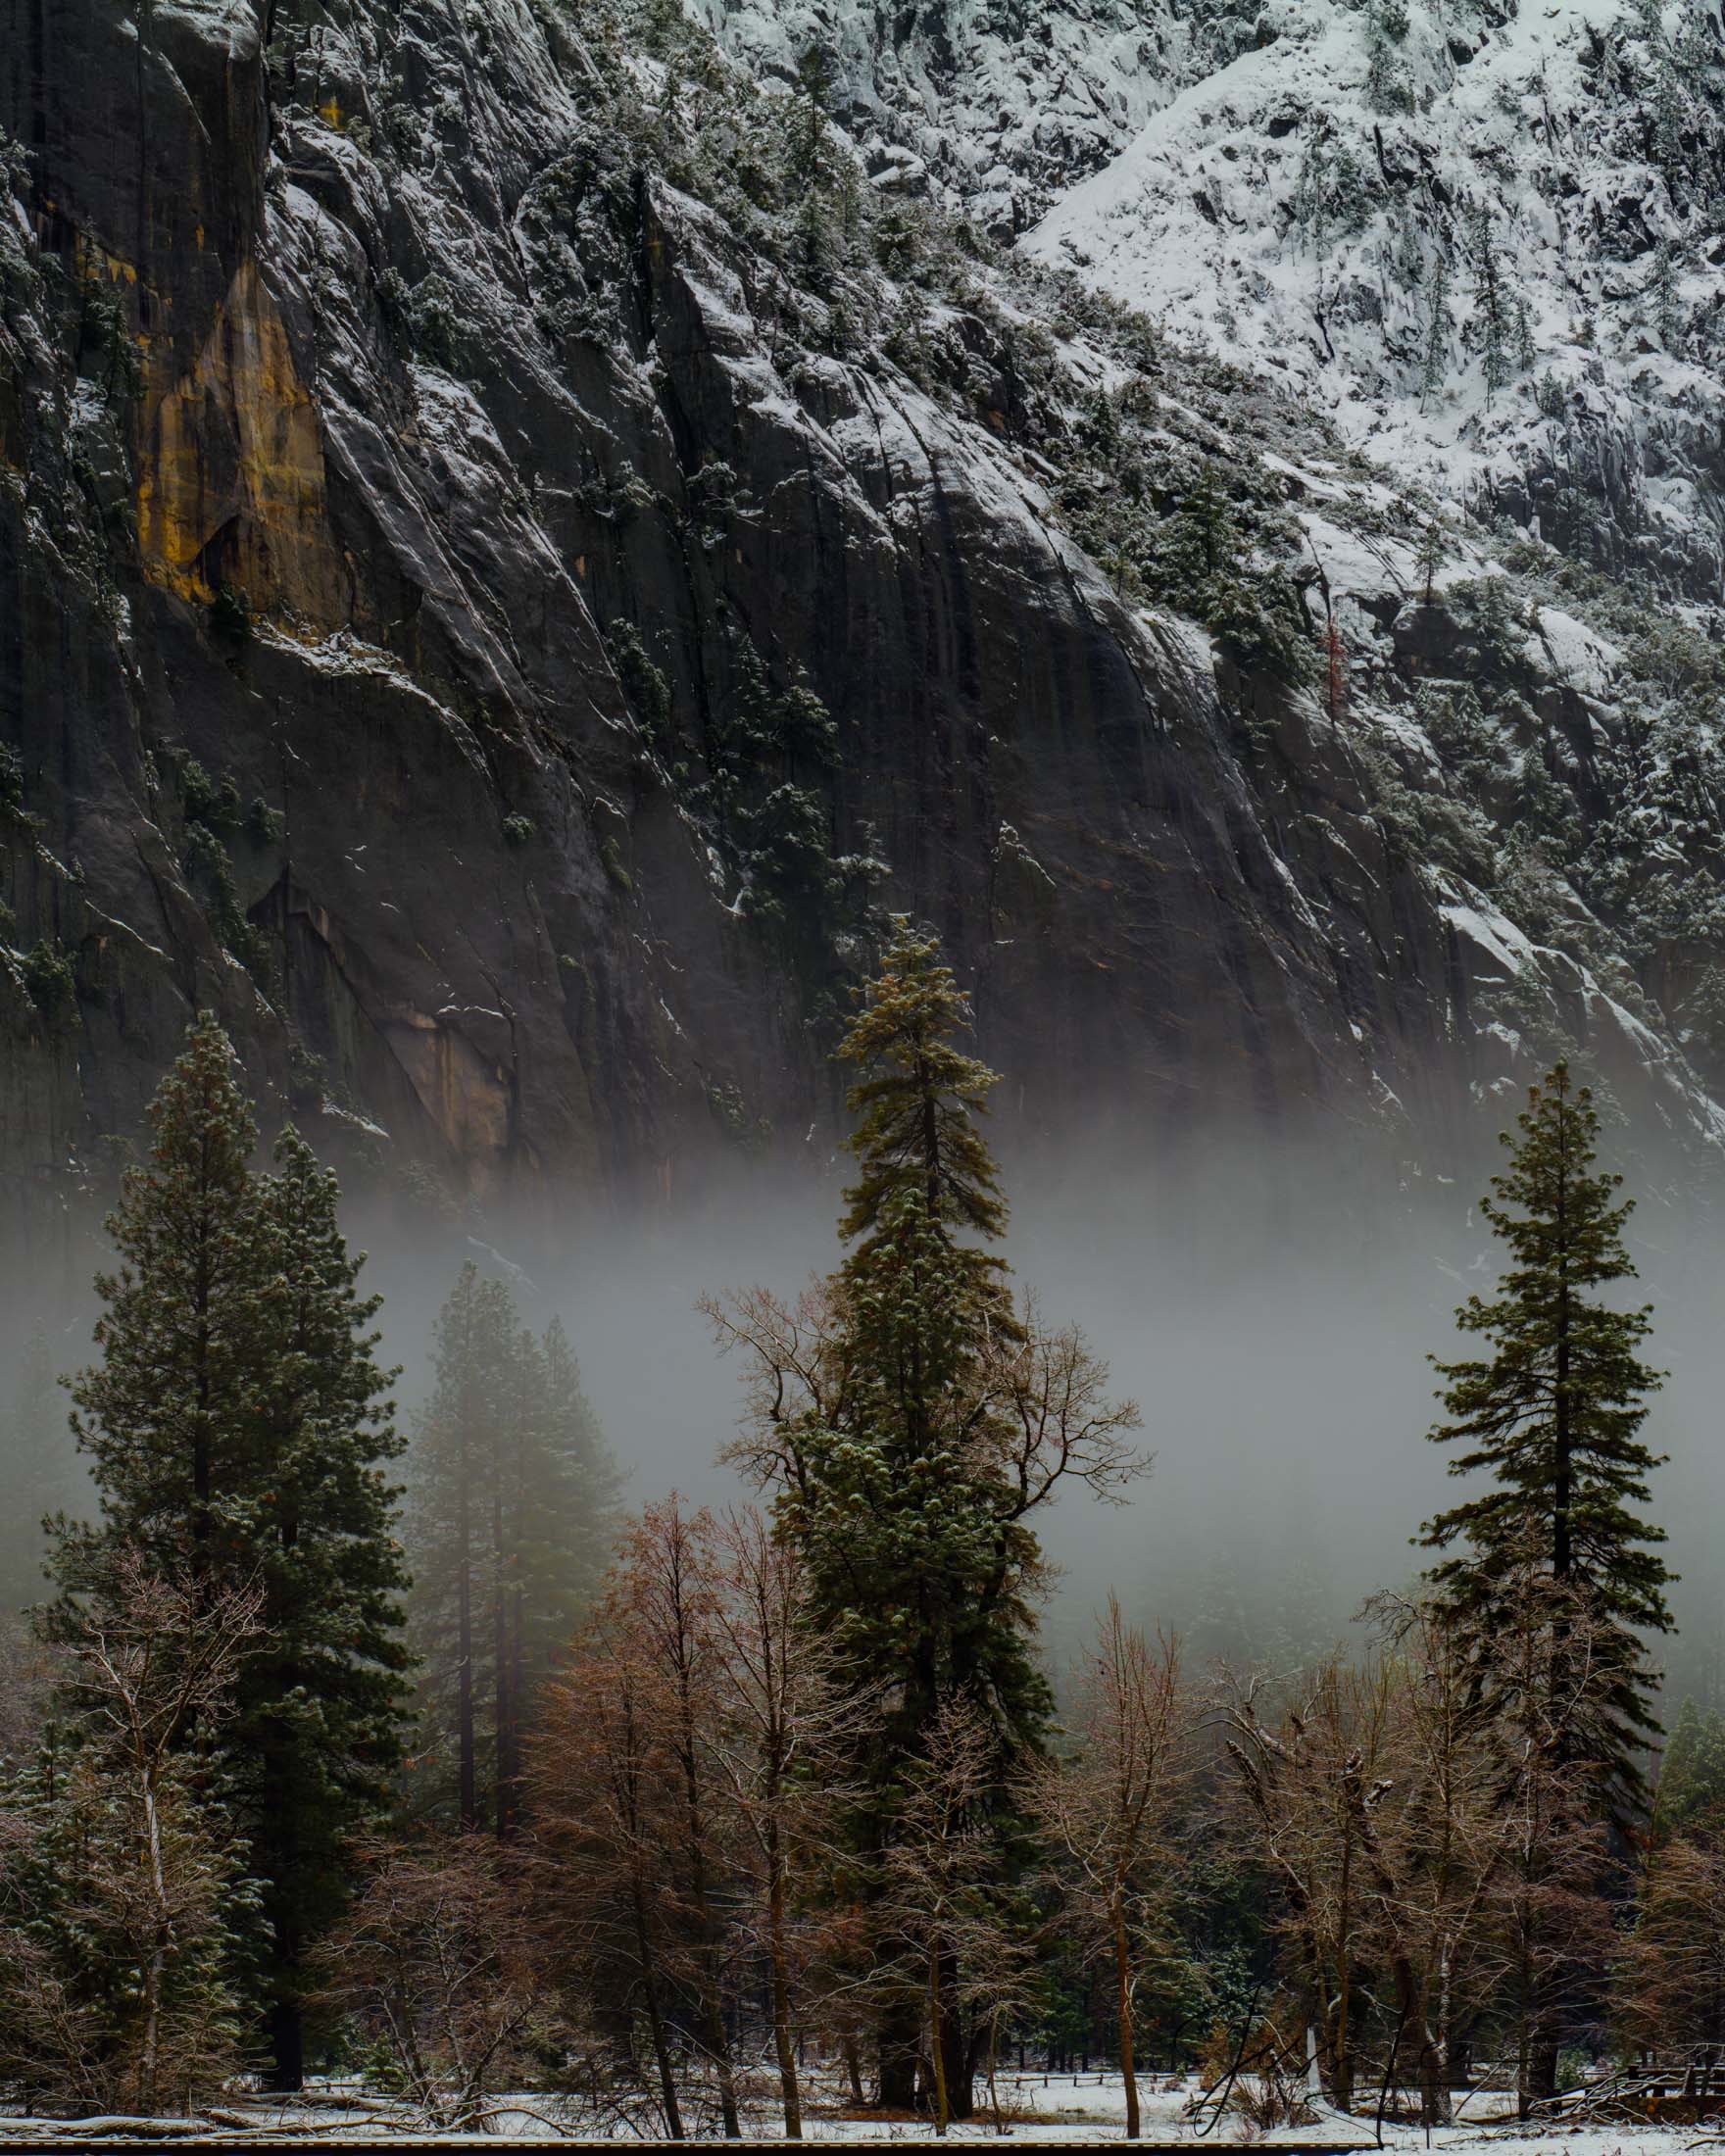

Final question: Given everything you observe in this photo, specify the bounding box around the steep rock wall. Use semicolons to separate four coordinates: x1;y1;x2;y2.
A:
0;0;1697;1250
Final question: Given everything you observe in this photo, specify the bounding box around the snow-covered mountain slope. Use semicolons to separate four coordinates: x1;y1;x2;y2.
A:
5;0;1725;1231
692;0;1191;232
692;0;1725;1165
1029;0;1725;606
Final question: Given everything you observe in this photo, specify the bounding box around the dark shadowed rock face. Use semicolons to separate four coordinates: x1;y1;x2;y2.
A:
0;0;1700;1245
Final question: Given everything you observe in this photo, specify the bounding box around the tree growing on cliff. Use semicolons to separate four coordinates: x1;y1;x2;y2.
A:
1415;521;1446;608
1467;203;1514;403
1420;252;1454;408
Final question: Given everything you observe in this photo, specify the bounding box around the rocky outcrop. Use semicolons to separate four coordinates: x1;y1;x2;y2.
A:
1;0;1717;1251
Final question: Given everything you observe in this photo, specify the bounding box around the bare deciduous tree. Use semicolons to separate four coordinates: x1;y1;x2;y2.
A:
313;1833;565;2131
530;1604;689;2138
1221;1649;1400;2113
616;1497;744;2137
1031;1601;1190;2140
0;1553;260;2117
1615;1831;1725;2065
875;1692;1037;2136
706;1504;859;2141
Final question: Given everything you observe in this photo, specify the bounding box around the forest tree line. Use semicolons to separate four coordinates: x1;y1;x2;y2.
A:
0;922;1714;2137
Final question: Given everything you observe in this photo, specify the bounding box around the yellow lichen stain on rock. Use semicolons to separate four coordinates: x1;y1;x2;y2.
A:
384;1010;514;1187
136;257;349;627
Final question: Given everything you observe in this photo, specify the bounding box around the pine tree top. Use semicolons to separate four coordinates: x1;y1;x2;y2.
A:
1475;1061;1640;1294
836;919;1006;1249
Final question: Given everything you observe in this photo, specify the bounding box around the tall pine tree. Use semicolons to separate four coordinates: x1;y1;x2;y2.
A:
411;1266;621;1836
53;1012;410;2089
412;1263;517;1834
712;920;1142;2115
61;1012;274;1584
242;1127;412;2086
1420;1060;1672;1816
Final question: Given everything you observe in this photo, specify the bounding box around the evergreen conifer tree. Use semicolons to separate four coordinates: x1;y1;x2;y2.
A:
1420;1062;1672;1817
1653;1698;1725;1839
532;1317;624;1668
411;1267;622;1836
1363;0;1411;114
1;1322;74;1609
788;44;833;195
810;926;1041;2113
1420;253;1454;409
60;1013;273;1585
412;1262;517;1833
1468;204;1513;402
815;926;1038;1747
241;1127;412;2085
53;1013;411;2088
1415;520;1445;607
711;921;1142;2115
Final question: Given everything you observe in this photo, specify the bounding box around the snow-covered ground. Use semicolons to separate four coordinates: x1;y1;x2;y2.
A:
6;2074;1718;2145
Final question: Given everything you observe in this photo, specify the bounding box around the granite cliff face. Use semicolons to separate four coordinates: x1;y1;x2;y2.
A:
2;0;1721;1243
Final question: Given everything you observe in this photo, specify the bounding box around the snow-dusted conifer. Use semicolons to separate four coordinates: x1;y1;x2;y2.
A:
242;1126;412;2086
53;1016;411;2089
710;920;1143;2115
1420;1062;1672;1818
1420;252;1454;407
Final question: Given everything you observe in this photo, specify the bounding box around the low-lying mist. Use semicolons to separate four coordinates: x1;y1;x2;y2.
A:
7;1102;1722;1713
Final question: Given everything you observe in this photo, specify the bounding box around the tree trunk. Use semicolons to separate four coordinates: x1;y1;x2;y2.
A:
268;1993;305;2094
1113;1897;1140;2140
684;1836;739;2134
457;1479;476;1833
138;1772;170;2117
843;2033;864;2105
937;1943;973;2120
1335;1834;1355;2110
878;2001;921;2109
633;1883;684;2141
765;1831;803;2138
928;1948;950;2134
